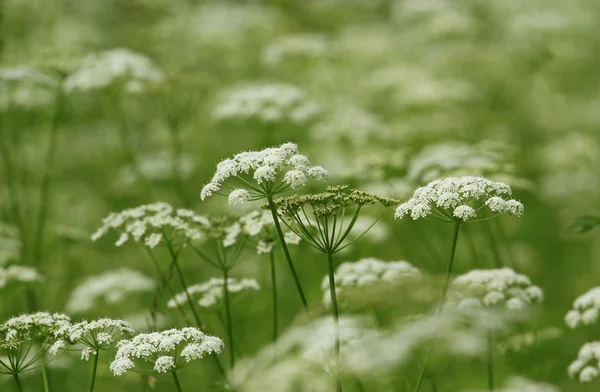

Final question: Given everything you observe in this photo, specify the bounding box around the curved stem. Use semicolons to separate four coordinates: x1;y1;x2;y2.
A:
89;351;99;392
171;371;184;392
13;373;24;392
327;251;343;392
413;222;461;392
41;353;50;392
487;332;494;391
269;250;278;344
266;195;308;309
222;269;235;370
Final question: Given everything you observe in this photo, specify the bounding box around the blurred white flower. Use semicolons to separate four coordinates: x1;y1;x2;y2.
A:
0;265;44;289
0;67;58;110
568;341;600;383
167;277;260;309
565;287;600;328
262;34;329;66
466;376;562;392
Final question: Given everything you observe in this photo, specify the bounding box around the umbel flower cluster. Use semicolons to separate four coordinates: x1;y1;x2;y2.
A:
91;202;206;249
65;269;154;313
568;342;600;383
1;312;71;349
565;286;600;328
395;176;524;222
109;328;224;375
0;264;44;288
321;258;421;306
213;83;321;125
239;210;301;254
168;277;260;308
63;48;164;94
200;142;327;203
449;268;544;311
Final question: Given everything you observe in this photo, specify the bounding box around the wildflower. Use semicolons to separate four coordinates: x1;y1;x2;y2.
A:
167;277;260;309
0;67;58;110
213;84;321;125
394;176;524;222
65;269;155;313
0;265;44;289
91;202;206;250
239;210;300;254
54;319;134;360
110;327;223;375
565;287;600;328
449;268;543;311
63;48;164;94
568;342;600;383
200;142;327;204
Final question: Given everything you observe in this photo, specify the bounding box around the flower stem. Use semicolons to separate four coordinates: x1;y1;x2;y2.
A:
89;352;99;392
487;332;494;391
171;371;184;392
413;222;461;392
269;249;278;344
485;221;503;268
266;195;308;309
13;373;24;392
41;353;50;392
327;251;343;392
222;268;236;370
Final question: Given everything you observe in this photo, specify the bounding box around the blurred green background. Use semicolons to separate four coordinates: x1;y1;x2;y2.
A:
1;0;600;391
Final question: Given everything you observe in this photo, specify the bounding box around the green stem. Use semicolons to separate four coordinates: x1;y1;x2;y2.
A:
327;251;343;392
41;354;50;392
485;222;503;268
12;373;24;392
487;332;494;391
89;351;99;392
413;222;461;392
269;249;278;344
222;269;235;370
171;371;184;392
266;195;308;309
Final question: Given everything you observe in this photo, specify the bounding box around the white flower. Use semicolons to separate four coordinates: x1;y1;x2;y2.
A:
0;67;57;110
321;258;421;307
81;347;96;361
55;319;134;359
200;143;327;203
449;268;543;311
0;265;44;288
1;312;71;350
144;233;162;249
167;277;260;309
64;48;164;94
395;176;524;222
110;327;223;375
565;287;600;328
65;269;154;313
569;342;600;383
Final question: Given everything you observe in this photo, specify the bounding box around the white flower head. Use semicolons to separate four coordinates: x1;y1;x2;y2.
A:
110;327;224;375
449;268;543;312
55;318;134;359
0;312;71;350
565;287;600;328
200;143;327;203
0;67;58;110
167;277;260;309
394;176;524;222
569;342;600;383
239;210;300;254
0;265;44;289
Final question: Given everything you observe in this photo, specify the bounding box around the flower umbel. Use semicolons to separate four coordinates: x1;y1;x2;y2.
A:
167;277;260;309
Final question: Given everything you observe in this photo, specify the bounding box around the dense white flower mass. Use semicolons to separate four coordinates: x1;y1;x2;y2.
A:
213;84;321;125
262;34;329;66
52;319;134;359
0;265;44;288
63;48;164;94
167;277;260;309
239;210;301;254
0;312;71;349
407;141;529;188
449;268;543;311
321;258;421;306
565;287;600;328
568;342;600;383
466;377;562;392
65;269;155;313
0;67;58;110
394;176;524;222
109;327;224;375
200;142;327;202
91;202;207;248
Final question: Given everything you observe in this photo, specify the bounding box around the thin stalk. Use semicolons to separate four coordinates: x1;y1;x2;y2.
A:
222;269;235;370
413;222;461;392
487;332;494;391
12;373;24;392
89;352;99;392
41;354;50;392
326;251;343;392
485;222;503;268
269;249;278;344
266;195;308;309
171;371;184;392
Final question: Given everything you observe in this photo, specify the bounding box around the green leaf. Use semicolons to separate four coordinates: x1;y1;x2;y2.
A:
567;216;600;234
